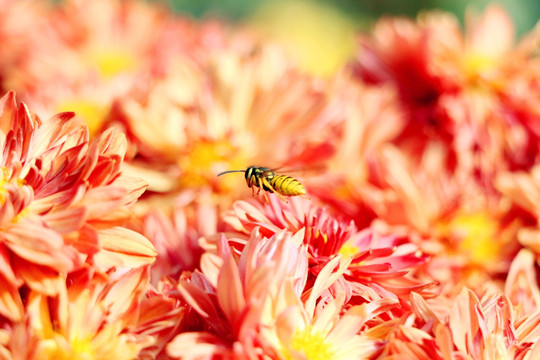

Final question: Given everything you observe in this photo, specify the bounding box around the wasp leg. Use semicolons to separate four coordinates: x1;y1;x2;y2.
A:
274;192;289;203
257;177;271;203
261;178;288;203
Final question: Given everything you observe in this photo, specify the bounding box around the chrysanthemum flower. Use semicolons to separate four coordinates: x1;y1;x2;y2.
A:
113;34;338;203
141;191;221;283
167;230;308;358
1;267;153;359
398;248;540;360
262;254;398;360
0;0;47;93
2;0;194;136
319;135;528;292
352;5;516;114
504;249;540;320
168;228;399;359
496;166;540;263
412;287;540;360
349;5;540;174
0;92;155;321
133;278;186;360
224;197;434;312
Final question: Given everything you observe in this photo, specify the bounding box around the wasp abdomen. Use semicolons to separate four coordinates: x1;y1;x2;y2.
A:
271;175;306;196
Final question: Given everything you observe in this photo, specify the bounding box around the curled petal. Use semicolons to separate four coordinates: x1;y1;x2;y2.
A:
3;222;78;271
167;332;231;359
94;227;157;268
0;277;23;321
12;257;63;296
505;249;540;316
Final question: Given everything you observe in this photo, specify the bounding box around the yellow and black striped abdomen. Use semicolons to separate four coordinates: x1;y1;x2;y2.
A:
270;175;306;196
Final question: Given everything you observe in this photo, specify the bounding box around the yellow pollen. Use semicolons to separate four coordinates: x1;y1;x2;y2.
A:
0;168;10;205
440;212;500;266
90;48;138;79
179;140;245;189
463;52;499;81
58;100;110;136
0;167;25;205
314;229;329;244
12;207;30;224
287;326;334;360
339;243;359;258
43;334;96;360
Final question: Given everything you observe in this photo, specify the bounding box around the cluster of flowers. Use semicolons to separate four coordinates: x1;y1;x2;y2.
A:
0;0;539;358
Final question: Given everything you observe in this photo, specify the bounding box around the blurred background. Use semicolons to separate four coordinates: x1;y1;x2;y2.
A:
162;0;540;76
167;0;538;35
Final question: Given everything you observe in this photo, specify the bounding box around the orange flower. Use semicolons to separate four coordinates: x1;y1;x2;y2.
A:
423;289;536;359
262;255;398;360
404;249;540;360
2;0;195;136
505;249;540;320
319;140;525;292
352;5;522;111
113;35;338;204
0;92;156;321
496;166;540;263
1;267;153;359
133;278;186;359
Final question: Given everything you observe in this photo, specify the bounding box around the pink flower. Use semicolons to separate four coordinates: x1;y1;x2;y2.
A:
406;250;540;360
141;191;219;283
168;228;399;359
225;197;434;312
316;142;525;293
348;5;540;176
167;230;308;358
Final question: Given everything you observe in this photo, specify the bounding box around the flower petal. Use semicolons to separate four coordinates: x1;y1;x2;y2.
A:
93;227;157;268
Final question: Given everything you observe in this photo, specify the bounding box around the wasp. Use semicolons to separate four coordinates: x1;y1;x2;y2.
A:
217;166;308;202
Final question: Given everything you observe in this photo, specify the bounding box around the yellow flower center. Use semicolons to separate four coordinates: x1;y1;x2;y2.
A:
0;167;10;205
58;100;110;136
0;167;25;206
463;52;500;85
41;334;96;360
90;48;138;79
286;326;334;360
339;243;359;258
440;212;500;266
178;140;246;190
